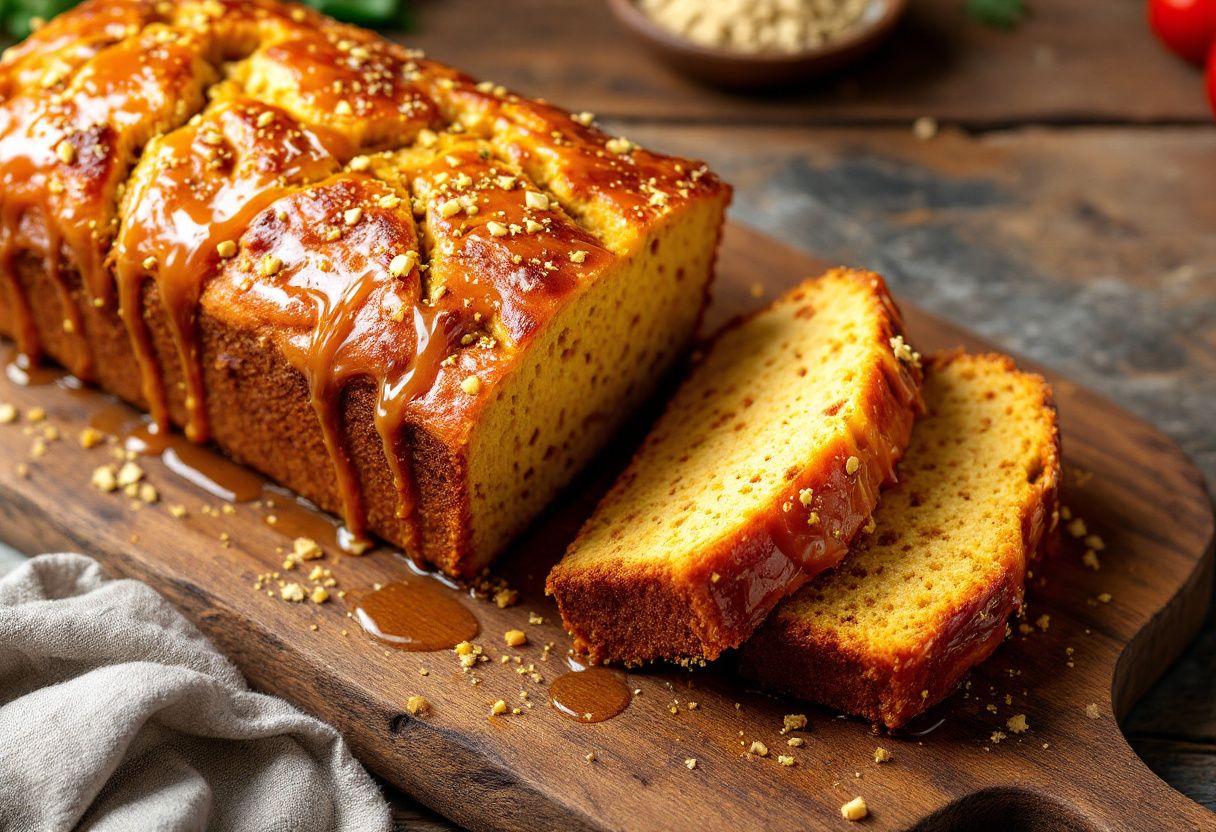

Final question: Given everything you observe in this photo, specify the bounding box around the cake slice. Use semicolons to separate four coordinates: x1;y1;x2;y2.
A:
739;352;1061;729
547;269;924;665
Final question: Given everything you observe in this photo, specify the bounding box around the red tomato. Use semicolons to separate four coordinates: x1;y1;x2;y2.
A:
1149;0;1216;65
1207;41;1216;116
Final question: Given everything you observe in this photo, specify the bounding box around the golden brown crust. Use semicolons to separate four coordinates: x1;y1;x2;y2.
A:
548;270;924;665
738;352;1062;728
0;0;730;575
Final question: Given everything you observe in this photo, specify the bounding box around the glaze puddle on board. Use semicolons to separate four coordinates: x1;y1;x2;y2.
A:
354;580;480;651
549;666;632;723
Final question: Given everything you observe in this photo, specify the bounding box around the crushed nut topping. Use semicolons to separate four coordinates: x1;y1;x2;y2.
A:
889;334;922;368
605;136;635;155
389;251;418;277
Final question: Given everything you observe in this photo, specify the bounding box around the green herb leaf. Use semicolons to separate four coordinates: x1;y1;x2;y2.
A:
302;0;409;27
965;0;1026;30
4;0;80;38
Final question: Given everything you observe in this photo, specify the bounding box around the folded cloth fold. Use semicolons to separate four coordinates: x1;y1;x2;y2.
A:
0;553;391;832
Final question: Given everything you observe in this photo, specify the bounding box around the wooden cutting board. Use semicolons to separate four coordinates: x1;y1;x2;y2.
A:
0;223;1212;832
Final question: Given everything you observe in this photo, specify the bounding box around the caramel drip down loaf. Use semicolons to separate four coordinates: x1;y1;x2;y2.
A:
548;270;925;665
0;0;730;575
739;352;1061;729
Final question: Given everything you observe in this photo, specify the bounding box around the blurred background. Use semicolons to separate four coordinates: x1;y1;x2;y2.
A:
2;0;1213;816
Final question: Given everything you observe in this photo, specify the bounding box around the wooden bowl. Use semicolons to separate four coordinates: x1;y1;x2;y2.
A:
606;0;909;90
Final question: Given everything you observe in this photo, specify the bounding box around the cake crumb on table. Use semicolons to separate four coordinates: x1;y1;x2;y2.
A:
91;465;118;493
1006;714;1029;734
747;741;769;757
504;629;527;647
293;537;324;561
1085;703;1101;719
280;583;306;602
913;116;938;141
406;695;430;716
684;758;697;770
782;713;807;733
873;747;891;763
841;796;868;821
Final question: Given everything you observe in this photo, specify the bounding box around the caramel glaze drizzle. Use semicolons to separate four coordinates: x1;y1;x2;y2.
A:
0;0;724;560
112;94;344;442
699;308;925;646
0;19;215;380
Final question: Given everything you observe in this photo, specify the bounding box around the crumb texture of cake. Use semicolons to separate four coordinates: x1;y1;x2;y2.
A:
0;0;730;575
739;352;1061;728
548;269;924;665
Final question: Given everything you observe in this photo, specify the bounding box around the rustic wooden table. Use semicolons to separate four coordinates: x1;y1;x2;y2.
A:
0;1;1210;828
378;0;1216;827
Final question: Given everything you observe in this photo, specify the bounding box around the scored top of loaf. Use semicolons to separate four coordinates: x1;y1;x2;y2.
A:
0;0;729;544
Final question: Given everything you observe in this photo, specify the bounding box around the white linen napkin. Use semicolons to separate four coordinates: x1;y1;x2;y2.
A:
0;553;391;832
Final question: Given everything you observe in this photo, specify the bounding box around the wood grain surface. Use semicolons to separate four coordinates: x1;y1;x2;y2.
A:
1;223;1212;832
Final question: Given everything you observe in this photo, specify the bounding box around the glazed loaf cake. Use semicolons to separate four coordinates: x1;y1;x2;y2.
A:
548;270;924;665
0;0;730;576
739;352;1061;728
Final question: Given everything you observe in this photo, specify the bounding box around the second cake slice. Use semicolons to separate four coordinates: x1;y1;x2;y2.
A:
738;352;1061;728
547;269;924;665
